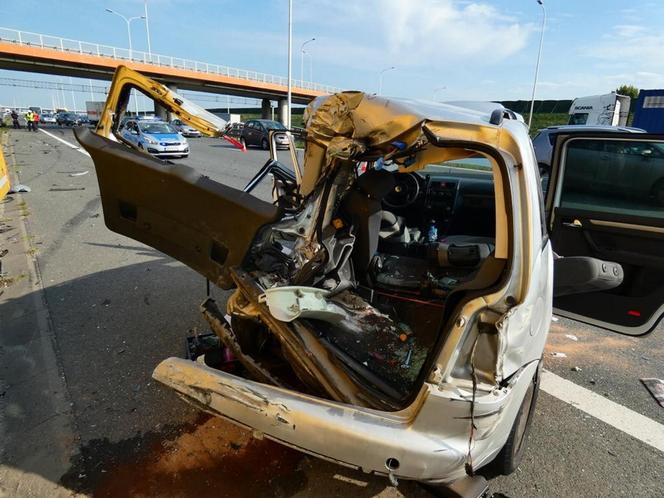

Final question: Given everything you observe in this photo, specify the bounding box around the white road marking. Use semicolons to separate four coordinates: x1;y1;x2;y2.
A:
541;369;664;453
39;129;91;157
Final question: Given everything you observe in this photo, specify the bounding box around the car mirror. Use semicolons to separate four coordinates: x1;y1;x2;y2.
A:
642;149;653;158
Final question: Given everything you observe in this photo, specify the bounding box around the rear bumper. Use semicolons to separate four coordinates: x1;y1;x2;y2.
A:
153;357;537;483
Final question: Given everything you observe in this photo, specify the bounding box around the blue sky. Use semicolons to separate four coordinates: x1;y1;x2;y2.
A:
2;0;664;109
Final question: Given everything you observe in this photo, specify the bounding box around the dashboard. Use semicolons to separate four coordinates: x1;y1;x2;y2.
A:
383;170;496;238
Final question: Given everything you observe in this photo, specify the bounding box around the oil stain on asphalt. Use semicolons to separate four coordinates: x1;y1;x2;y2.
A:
61;414;308;497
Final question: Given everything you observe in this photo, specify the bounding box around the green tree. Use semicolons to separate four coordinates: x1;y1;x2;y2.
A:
616;84;639;100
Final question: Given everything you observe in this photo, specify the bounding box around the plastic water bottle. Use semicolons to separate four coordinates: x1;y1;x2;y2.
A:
427;220;438;242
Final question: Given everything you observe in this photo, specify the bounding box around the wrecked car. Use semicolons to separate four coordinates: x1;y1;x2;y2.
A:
76;66;664;490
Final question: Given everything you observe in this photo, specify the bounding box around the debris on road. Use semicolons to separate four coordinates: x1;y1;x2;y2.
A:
551;316;559;322
49;187;86;192
69;170;89;177
571;366;582;372
640;378;664;407
551;352;567;358
8;183;31;193
565;334;578;341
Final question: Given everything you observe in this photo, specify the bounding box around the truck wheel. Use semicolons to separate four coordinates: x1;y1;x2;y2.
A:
488;361;541;475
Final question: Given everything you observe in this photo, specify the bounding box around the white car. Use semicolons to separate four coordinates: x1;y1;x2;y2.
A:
41;113;57;124
170;118;202;137
77;68;660;495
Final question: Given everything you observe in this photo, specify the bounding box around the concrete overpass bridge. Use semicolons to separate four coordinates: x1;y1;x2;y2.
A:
0;27;339;120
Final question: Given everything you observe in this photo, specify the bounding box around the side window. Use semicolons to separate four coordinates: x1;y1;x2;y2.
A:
558;138;664;219
247;121;255;129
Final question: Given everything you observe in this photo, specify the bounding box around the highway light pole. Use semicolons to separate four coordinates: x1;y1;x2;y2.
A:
287;0;293;128
144;0;152;60
105;8;145;61
106;8;144;115
300;37;315;86
378;66;395;96
528;0;546;129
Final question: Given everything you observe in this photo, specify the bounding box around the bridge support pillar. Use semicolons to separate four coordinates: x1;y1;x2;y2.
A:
261;99;271;120
278;99;288;127
154;83;178;121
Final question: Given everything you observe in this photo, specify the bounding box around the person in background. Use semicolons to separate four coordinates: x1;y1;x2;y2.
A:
11;109;20;129
32;112;40;132
25;110;34;131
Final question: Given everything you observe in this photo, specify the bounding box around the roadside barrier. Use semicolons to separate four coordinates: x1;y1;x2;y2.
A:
0;133;10;200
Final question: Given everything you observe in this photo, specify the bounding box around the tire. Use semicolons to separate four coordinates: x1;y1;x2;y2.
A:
488;360;541;475
261;138;269;150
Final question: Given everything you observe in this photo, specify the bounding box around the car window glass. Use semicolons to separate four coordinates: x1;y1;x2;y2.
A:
559;138;664;219
140;122;176;134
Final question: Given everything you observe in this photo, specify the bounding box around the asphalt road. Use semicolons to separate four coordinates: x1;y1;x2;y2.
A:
0;126;662;498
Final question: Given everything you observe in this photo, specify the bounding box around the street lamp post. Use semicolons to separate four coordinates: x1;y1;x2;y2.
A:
528;0;546;129
143;0;152;60
286;0;293;128
105;8;145;61
378;66;396;96
106;8;145;115
300;37;315;86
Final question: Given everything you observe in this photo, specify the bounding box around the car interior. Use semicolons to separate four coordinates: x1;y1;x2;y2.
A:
240;150;505;403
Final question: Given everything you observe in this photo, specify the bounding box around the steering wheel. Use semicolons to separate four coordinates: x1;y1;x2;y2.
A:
383;173;420;208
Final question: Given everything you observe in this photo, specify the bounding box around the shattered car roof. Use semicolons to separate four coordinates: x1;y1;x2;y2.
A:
300;91;525;194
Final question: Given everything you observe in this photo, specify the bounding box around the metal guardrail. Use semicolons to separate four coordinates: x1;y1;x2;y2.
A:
0;27;339;95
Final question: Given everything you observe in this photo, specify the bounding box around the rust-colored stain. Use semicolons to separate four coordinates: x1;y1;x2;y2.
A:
69;416;306;498
0;41;323;99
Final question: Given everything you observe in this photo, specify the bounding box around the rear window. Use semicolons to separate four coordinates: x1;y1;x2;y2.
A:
559;138;664;219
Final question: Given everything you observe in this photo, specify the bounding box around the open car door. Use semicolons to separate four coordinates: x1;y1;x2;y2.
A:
547;132;664;335
75;128;279;289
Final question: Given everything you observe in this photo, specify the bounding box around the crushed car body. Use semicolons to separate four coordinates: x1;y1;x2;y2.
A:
76;66;627;486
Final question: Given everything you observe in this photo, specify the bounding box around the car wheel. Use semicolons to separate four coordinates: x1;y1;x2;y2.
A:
488;360;541;475
261;138;269;150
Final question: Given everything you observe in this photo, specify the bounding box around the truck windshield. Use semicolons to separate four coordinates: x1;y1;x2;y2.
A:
568;113;589;125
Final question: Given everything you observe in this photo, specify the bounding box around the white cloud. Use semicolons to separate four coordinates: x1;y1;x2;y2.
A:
583;25;664;73
294;0;533;68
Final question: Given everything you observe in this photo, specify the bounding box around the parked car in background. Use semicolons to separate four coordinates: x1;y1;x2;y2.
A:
532;125;645;190
41;112;57;124
170;118;202;137
56;112;82;126
120;119;189;158
241;119;289;150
